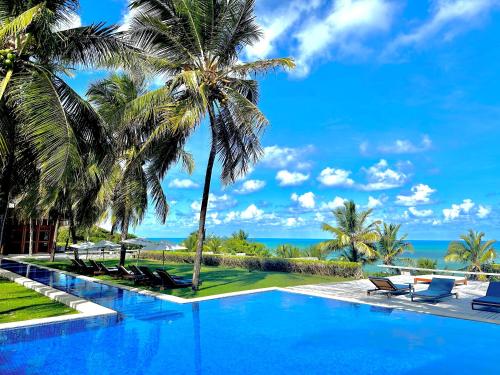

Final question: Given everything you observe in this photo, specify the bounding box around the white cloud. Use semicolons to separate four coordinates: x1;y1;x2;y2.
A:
208;213;222;225
234;180;266;194
442;199;475;221
240;204;264;220
317;167;354;187
284;217;305;227
396;184;436;206
320;196;347;211
367;196;383;209
169;178;199;189
53;12;82;31
261;145;313;169
388;0;499;53
191;194;235;212
294;0;396;76
315;212;326;222
477;205;492;219
361;159;409;191
276;170;310;186
408;206;433;217
247;0;322;59
378;135;432;154
291;192;316;209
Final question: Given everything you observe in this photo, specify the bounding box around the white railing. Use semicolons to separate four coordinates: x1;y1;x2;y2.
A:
378;265;500;277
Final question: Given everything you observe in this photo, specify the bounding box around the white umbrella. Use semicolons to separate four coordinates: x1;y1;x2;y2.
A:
93;240;121;259
143;241;187;265
69;242;95;259
121;238;163;264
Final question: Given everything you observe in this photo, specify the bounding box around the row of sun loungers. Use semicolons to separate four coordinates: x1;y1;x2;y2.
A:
70;259;193;289
368;276;499;311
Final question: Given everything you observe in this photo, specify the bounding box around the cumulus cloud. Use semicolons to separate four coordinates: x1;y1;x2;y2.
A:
191;194;236;212
477;205;492;219
377;135;432;154
387;0;500;54
408;206;433;217
317;167;355;187
294;0;396;76
276;170;310;186
234;180;266;194
169;178;199;189
442;199;475;220
291;192;316;209
320;196;347;211
396;184;436;206
361;159;409;191
223;204;270;223
284;217;306;227
260;145;313;169
367;196;383;209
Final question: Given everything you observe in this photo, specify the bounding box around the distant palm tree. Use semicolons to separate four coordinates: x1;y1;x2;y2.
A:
445;230;496;277
126;0;294;289
276;244;301;259
320;200;380;263
204;235;224;253
231;230;249;241
376;223;413;267
88;73;192;266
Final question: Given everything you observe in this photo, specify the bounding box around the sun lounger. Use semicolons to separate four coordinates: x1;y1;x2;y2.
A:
96;261;119;276
367;277;413;297
138;266;162;287
414;274;467;286
88;259;106;275
117;265;148;284
70;259;81;272
75;259;94;274
411;277;458;302
472;282;500;311
156;269;193;289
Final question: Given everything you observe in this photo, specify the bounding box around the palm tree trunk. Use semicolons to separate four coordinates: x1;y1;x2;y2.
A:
0;191;10;255
119;219;129;267
69;210;77;244
50;216;60;262
28;218;34;256
192;109;218;290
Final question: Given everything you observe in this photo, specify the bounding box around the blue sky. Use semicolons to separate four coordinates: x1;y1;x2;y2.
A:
70;0;500;240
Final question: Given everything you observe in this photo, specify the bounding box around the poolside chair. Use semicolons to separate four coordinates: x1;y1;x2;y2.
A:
138;266;162;287
75;259;94;274
156;269;193;289
472;282;500;311
88;259;106;275
70;258;82;272
117;265;148;284
96;261;119;276
367;277;413;298
410;278;458;303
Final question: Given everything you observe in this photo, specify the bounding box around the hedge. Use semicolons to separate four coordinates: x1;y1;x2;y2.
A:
141;251;363;278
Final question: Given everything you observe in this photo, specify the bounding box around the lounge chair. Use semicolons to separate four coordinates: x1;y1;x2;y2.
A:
138;266;162;287
472;282;500;311
411;278;458;302
70;258;81;272
75;259;94;274
96;261;119;276
88;259;106;275
156;269;193;289
117;265;148;284
367;277;413;297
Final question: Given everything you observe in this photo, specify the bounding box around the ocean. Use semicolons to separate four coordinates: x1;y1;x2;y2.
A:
150;237;483;271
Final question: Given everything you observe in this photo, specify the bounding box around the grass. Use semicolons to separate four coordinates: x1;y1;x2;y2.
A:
27;258;352;299
0;279;77;324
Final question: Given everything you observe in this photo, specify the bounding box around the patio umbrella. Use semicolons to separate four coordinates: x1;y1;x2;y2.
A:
69;242;95;259
121;238;162;264
94;240;121;259
142;241;187;266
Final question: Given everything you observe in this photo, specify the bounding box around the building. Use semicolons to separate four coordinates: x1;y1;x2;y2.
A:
2;219;57;255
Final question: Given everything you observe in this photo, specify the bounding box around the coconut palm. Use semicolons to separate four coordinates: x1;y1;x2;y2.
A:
376;223;413;267
88;72;192;266
125;0;294;289
445;230;496;277
320;200;380;263
0;0;133;251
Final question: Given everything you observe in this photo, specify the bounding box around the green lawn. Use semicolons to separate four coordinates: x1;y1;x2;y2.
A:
0;279;77;324
27;258;351;299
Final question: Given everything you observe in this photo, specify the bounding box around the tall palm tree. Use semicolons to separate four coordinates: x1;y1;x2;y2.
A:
88;73;192;266
320;200;380;263
125;0;294;288
445;230;496;277
0;0;133;252
376;223;413;268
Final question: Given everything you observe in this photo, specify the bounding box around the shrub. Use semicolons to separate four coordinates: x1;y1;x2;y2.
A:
141;251;362;278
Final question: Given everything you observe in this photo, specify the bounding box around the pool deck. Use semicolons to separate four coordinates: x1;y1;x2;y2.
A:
287;275;500;325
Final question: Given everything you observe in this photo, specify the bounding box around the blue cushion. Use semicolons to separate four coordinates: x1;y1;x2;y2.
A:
486;282;500;297
428;278;454;293
393;284;411;290
413;289;451;298
473;296;500;305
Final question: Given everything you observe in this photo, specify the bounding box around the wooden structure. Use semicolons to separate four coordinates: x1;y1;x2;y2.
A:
3;219;56;255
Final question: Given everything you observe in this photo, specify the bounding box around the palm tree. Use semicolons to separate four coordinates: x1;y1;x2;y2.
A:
376;223;413;267
445;230;496;277
276;244;301;259
125;0;294;289
320;200;380;263
0;0;133;252
88;72;192;266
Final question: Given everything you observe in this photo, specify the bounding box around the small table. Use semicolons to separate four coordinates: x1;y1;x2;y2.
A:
414;274;468;286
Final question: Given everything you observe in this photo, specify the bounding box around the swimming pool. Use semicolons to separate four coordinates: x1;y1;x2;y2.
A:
1;259;499;374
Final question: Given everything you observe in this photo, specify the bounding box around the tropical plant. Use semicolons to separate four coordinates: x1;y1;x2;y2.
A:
182;232;199;252
0;0;133;253
445;230;497;277
302;244;331;260
88;72;191;266
276;244;302;259
376;223;413;266
231;229;249;241
320;200;380;263
125;0;294;289
204;235;224;253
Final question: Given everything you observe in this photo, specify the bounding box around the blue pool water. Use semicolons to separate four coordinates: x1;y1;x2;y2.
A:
1;259;499;374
